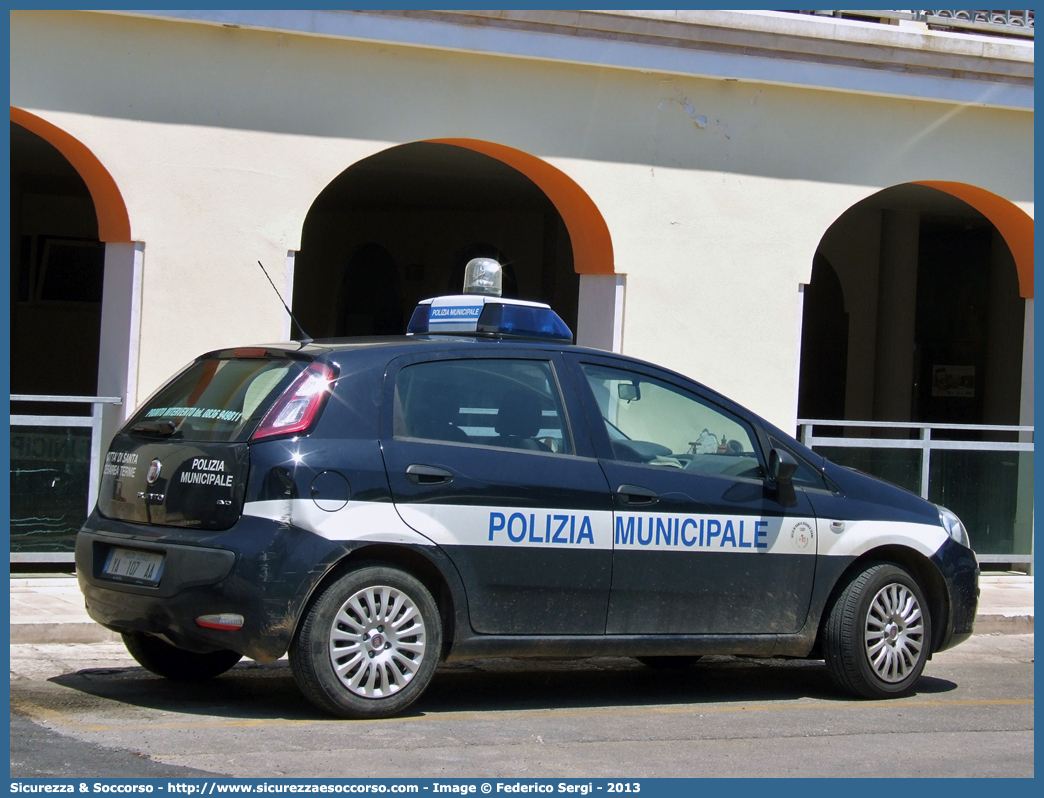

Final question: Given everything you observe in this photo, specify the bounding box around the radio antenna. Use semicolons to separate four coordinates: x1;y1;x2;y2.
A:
258;260;312;343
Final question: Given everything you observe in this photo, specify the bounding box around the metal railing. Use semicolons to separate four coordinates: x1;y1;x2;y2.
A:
787;10;1034;38
798;419;1034;565
922;9;1033;30
10;395;122;562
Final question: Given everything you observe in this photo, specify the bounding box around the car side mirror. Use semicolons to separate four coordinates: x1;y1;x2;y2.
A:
768;448;799;507
618;382;640;402
769;448;798;482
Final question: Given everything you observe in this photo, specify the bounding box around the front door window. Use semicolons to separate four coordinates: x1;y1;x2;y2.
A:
581;363;763;481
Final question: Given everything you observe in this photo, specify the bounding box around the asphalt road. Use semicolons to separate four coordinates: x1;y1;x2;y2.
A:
10;634;1034;778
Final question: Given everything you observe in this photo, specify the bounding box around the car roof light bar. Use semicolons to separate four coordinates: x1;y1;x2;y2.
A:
407;295;573;343
407;259;572;343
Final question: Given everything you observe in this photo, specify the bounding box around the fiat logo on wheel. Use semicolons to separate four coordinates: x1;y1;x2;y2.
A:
146;459;162;485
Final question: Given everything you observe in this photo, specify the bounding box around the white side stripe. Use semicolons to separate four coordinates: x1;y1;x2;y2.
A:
242;499;436;546
242;499;949;559
816;518;947;559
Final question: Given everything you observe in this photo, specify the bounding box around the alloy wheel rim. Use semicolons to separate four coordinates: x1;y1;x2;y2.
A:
864;582;924;683
328;585;426;698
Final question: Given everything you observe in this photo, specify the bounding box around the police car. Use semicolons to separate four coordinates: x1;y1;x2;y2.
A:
77;258;979;719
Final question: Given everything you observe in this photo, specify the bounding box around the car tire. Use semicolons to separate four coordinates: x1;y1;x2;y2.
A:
637;656;702;669
823;563;932;699
290;564;442;719
122;631;242;681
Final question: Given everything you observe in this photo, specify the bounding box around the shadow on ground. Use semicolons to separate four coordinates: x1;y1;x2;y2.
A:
10;709;220;778
42;655;957;722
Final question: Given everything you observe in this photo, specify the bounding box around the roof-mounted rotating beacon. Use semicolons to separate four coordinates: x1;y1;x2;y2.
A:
407;258;573;343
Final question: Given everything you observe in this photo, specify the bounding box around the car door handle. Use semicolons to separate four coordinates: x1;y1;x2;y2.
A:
616;484;659;505
405;464;454;485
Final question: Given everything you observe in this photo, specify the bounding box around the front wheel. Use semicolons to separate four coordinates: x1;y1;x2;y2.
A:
122;631;242;681
290;564;442;719
823;563;932;699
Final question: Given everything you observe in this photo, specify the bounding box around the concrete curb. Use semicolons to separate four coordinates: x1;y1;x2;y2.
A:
10;623;121;645
972;614;1034;635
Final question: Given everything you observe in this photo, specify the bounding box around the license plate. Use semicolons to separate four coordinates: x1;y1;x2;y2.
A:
102;547;165;585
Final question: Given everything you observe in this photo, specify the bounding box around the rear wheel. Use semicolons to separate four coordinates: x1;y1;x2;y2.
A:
290;564;442;719
823;563;931;699
122;631;242;681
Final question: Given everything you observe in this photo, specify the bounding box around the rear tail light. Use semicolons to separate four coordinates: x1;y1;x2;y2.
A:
196;613;245;631
251;362;336;441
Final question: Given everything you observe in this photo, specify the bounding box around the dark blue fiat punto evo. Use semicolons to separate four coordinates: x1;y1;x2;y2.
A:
77;260;979;719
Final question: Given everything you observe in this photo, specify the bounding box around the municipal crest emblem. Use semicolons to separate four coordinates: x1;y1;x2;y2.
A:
790;521;814;551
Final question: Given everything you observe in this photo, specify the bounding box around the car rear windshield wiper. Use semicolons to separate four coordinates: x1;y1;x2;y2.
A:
129;421;179;437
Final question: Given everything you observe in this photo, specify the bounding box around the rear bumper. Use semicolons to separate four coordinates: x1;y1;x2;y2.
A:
930;537;980;652
76;511;347;661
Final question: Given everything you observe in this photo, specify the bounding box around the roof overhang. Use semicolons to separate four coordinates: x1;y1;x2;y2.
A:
96;9;1033;111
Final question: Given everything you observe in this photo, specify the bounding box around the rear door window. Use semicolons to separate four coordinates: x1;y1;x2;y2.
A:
126;356;303;443
393;358;573;455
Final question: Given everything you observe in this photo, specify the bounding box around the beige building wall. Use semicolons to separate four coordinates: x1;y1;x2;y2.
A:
10;10;1034;430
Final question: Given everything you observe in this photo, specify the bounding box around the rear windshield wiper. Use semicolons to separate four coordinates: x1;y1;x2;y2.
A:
129;421;179;437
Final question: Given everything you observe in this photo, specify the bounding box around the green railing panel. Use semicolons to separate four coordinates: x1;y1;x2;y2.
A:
9;426;92;553
928;449;1034;556
802;420;1033;562
816;447;922;496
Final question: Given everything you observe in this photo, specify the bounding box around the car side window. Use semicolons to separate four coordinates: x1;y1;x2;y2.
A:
394;358;573;455
580;363;764;480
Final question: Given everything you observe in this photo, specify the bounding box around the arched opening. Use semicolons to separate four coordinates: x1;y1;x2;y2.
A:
11;107;131;243
797;254;849;422
799;182;1033;565
10;120;105;396
427;138;614;277
10;109;138;560
292;141;613;343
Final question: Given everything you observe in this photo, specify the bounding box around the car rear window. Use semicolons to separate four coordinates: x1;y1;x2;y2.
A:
125;356;305;443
